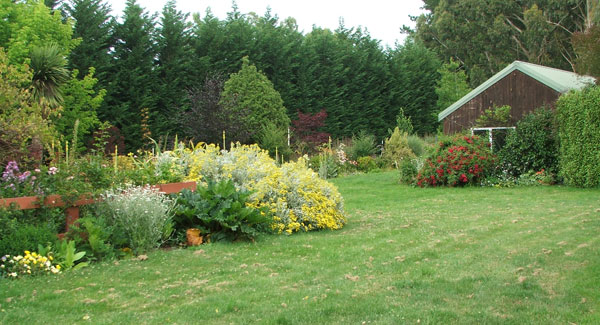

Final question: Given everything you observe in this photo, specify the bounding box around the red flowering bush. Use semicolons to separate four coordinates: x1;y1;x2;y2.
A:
416;135;496;187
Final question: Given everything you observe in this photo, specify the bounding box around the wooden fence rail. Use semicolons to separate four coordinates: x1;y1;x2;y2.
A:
0;181;197;233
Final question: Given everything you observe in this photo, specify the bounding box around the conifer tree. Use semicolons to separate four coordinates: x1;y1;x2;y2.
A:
155;0;194;136
220;57;290;143
64;0;114;85
102;0;157;150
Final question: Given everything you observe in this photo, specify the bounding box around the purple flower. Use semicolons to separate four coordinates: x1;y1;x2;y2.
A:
2;161;19;180
17;171;31;182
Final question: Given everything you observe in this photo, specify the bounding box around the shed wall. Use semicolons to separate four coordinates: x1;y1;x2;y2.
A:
443;70;560;134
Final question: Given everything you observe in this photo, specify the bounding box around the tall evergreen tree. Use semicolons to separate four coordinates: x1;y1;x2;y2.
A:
251;11;303;117
155;0;194;136
103;0;156;150
64;0;114;85
389;38;441;135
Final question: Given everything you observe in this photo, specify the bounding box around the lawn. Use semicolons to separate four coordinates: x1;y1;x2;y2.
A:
1;171;598;324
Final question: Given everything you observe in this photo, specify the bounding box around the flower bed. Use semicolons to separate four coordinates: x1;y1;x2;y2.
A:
178;143;346;234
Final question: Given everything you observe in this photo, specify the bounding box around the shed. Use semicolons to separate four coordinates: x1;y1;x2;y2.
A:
438;61;595;134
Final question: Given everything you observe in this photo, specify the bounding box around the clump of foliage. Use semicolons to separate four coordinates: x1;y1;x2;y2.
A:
395;107;414;134
99;185;175;254
308;147;339;180
382;127;415;168
0;215;59;257
54;68;105;152
416;135;496;187
347;131;377;161
406;135;426;157
498;108;558;177
0;49;55;168
67;215;116;262
573;25;600;79
357;156;377;173
258;122;292;161
174;180;271;242
475;105;512;127
399;159;419;184
556;86;600;187
516;169;555;186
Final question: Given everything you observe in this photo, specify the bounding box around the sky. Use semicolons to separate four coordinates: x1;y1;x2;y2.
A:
106;0;427;48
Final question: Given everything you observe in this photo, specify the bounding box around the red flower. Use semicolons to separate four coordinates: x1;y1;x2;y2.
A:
460;173;468;183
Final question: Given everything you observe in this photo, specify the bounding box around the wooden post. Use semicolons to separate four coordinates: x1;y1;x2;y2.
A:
65;206;80;233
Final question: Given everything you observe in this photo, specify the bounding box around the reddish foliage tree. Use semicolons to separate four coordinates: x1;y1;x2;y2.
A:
291;109;330;150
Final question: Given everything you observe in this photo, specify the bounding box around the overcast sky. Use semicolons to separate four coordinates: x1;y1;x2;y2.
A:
106;0;426;48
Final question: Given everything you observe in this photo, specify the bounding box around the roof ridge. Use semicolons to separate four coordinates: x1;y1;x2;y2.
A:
515;60;580;75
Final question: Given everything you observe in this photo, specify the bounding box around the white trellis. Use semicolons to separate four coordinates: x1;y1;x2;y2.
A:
471;127;515;152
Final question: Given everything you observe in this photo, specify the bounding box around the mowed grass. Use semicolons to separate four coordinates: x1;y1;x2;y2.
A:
1;171;599;324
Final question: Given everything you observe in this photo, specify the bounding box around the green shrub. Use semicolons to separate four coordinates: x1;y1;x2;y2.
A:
399;159;418;184
416;135;496;187
475;105;512;127
99;185;175;254
357;156;377;172
556;86;600;187
347;131;377;160
382;127;415;168
0;221;57;256
317;153;339;179
0;207;63;256
67;214;116;262
258;122;292;161
306;153;338;179
395;107;414;134
516;169;555;186
174;180;271;242
407;135;426;157
498;108;558;177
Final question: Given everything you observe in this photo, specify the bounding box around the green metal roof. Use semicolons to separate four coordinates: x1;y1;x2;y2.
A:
438;61;596;121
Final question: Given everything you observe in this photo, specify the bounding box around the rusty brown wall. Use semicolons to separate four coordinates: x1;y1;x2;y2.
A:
443;70;560;134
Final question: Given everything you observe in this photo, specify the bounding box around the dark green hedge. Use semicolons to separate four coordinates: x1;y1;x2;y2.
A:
556;86;600;188
499;108;559;177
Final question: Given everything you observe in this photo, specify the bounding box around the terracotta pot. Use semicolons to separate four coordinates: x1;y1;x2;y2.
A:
186;228;203;246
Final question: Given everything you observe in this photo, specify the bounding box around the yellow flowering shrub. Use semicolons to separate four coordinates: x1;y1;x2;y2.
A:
183;143;346;234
